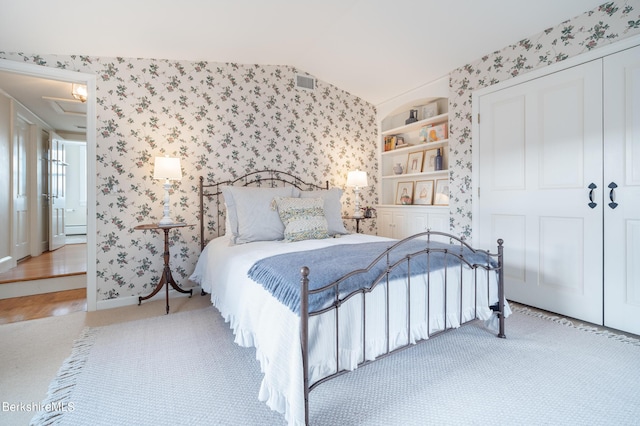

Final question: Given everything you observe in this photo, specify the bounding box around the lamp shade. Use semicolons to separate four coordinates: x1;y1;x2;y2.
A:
346;170;368;188
153;156;182;180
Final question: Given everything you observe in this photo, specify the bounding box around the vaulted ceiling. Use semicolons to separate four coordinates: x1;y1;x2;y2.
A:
0;0;605;129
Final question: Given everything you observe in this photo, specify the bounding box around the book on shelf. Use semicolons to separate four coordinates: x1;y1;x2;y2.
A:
384;135;408;151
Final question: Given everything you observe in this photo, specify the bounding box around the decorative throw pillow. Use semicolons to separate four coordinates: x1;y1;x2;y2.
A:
299;188;348;235
221;186;297;244
273;197;330;242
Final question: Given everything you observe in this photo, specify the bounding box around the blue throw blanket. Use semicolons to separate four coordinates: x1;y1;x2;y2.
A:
247;240;496;315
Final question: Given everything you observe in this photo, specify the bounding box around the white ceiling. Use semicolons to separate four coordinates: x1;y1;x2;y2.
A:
0;71;87;134
0;0;605;131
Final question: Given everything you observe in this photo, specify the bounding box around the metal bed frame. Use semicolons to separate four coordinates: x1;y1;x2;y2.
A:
199;170;328;250
198;170;506;426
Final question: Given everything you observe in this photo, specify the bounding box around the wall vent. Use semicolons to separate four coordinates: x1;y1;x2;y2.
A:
296;74;316;91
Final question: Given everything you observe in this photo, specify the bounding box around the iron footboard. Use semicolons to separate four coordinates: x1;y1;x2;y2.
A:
299;230;505;425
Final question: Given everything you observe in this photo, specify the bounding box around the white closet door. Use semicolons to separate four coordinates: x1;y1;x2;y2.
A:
478;60;604;324
603;45;640;335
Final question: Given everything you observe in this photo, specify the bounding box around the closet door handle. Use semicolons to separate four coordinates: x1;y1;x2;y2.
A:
608;182;618;209
588;183;597;209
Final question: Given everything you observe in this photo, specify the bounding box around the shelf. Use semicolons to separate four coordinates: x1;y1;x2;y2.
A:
382;170;448;180
376;204;449;210
382;139;448;156
381;112;448;136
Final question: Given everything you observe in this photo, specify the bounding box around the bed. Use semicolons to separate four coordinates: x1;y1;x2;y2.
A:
190;170;509;426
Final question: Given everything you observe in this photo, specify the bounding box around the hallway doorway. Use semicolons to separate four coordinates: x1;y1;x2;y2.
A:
0;59;97;311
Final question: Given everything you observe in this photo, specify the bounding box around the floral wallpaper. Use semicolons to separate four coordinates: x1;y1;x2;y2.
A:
2;0;639;304
448;0;640;240
0;54;378;302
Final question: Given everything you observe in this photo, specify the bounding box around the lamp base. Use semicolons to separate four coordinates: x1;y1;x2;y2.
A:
158;216;174;226
158;181;174;226
352;187;363;220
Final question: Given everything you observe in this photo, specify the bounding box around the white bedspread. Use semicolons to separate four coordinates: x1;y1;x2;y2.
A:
190;234;509;426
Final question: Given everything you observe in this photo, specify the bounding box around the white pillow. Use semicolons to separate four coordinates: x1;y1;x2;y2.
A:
273;197;329;242
221;186;297;244
299;188;347;235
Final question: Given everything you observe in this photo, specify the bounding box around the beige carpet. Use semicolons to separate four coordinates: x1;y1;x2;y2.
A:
17;302;640;426
0;294;210;426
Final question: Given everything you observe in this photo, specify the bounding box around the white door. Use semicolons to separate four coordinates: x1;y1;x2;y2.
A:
38;129;49;253
49;134;66;251
603;45;640;335
478;60;604;324
13;115;30;261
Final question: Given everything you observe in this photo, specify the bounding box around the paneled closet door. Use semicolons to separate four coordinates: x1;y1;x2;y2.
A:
477;60;604;324
13;114;30;261
603;45;640;335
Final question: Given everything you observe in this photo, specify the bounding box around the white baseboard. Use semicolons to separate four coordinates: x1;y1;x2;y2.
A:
96;286;200;311
65;225;87;235
0;274;86;299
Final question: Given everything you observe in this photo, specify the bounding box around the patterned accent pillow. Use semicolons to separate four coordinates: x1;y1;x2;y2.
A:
273;197;329;242
298;188;347;235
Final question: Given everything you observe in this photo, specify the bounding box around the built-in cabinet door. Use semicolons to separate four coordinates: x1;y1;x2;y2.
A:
379;207;448;241
377;208;407;239
406;210;449;242
377;208;395;238
478;59;604;325
603;45;640;335
426;213;448;238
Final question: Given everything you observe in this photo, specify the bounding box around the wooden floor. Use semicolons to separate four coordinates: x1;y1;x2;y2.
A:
0;243;87;324
0;243;86;284
0;288;86;325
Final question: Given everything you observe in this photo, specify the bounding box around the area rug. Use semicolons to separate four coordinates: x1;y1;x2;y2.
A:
31;305;640;425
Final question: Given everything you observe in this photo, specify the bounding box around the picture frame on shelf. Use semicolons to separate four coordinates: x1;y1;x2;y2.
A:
395;136;408;149
419;126;429;143
414;180;434;205
434;179;450;206
396;181;414;205
421;102;438;120
423;148;439;172
407;151;424;174
425;123;448;143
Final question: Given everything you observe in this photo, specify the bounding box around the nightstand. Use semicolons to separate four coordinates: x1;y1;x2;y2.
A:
342;216;368;233
134;223;193;314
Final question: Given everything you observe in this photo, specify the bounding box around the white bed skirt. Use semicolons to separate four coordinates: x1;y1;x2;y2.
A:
190;234;509;426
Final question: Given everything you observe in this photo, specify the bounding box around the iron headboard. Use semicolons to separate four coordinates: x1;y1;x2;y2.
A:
199;170;329;250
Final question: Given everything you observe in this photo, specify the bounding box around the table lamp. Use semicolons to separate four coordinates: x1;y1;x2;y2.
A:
154;156;182;225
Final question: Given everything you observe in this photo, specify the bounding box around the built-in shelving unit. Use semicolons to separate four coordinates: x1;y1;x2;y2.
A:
379;109;449;207
376;93;450;239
